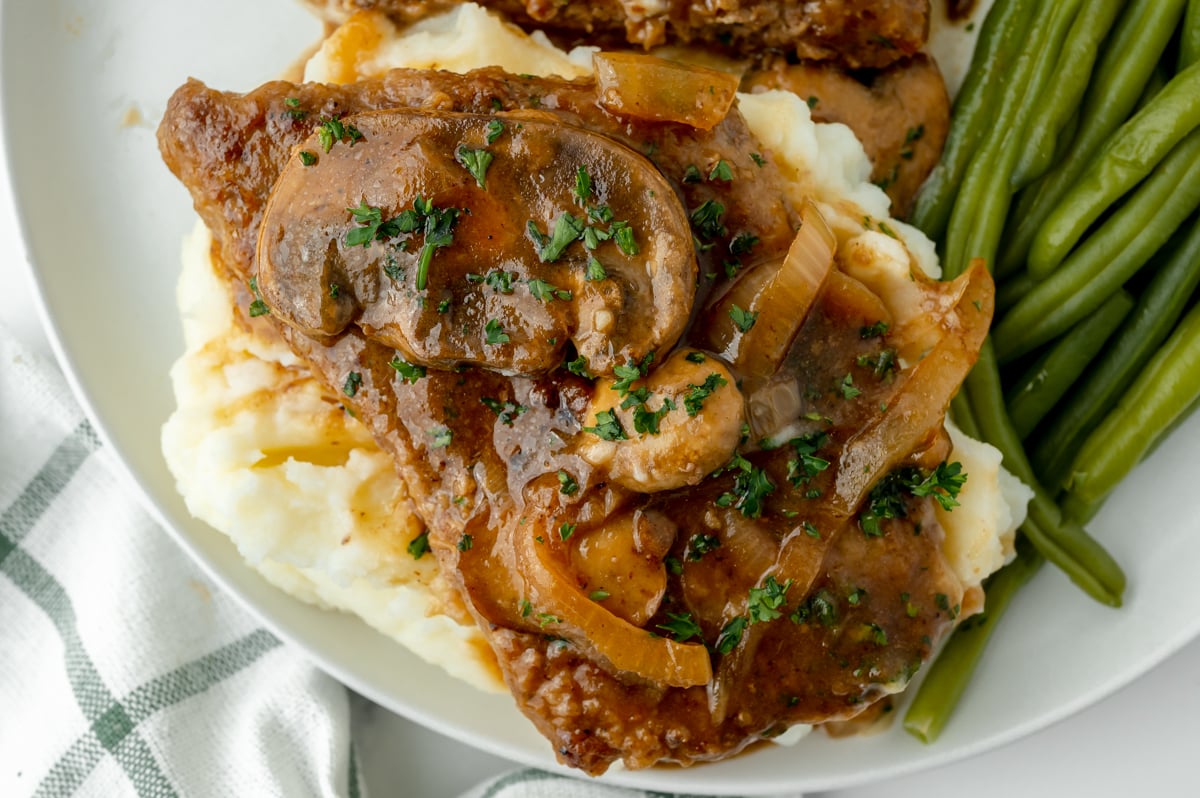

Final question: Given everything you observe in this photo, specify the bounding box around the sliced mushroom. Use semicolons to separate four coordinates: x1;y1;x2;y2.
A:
577;348;744;493
255;108;696;377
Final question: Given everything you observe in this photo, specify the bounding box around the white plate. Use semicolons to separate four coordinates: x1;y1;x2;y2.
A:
5;1;1200;794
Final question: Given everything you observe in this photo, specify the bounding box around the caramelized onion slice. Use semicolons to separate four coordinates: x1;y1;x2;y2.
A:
704;200;836;378
593;52;739;130
514;515;712;688
834;261;994;512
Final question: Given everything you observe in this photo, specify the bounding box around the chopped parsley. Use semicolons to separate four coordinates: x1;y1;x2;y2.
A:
907;461;967;511
791;588;838;627
857;348;898;381
564;354;594;380
729;232;760;257
685;351;706;364
709;159;734;182
839;373;862;400
682;164;703;184
860;321;890;339
585;257;608;282
247;277;269;318
316;115;363;152
611;221;639;256
573;165;593;205
690;200;728;241
658;612;702;643
485;118;505;144
527;278;572;303
557;469;579;496
589;590;610;602
457;534;474;552
859;462;966;536
716;454;776;519
686;533;721;561
455;145;494;189
527;212;585;263
484;318;510;345
750;152;767;167
469;269;516;294
633;398;675;436
787;432;830;487
729;304;758;333
283;97;306;120
683;372;727;417
612;357;651;397
298;150;317;166
407;530;430;559
388;355;427;383
411;199;460;291
342;371;362;398
583;409;627;441
715;616;747;655
559;522;576;541
345;200;401;248
748;575;792;624
480;397;526;426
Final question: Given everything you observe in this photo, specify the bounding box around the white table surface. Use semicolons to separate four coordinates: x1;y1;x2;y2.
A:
3;106;1199;798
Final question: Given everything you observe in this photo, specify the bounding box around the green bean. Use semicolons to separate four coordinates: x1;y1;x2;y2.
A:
994;126;1200;363
1011;0;1126;190
995;271;1036;313
964;341;1125;606
950;392;981;440
1064;301;1200;516
1029;60;1200;276
943;0;1076;281
1006;290;1134;439
1182;0;1200;69
909;0;1035;241
903;537;1043;744
996;0;1187;277
1032;216;1200;489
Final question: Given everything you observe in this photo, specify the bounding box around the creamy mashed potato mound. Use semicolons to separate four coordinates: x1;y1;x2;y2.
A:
164;2;1028;698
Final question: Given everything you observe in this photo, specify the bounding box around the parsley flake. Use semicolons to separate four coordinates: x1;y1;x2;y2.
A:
729;304;758;333
684;372;727;416
455;145;494;189
557;470;579;496
583;409;627;441
484;318;510;345
485;119;505;144
527;212;585;263
715;616;747;655
407;531;430;560
342;371;362;398
748;575;792;624
429;427;453;449
388;355;427;384
709;159;734;181
657;612;702;643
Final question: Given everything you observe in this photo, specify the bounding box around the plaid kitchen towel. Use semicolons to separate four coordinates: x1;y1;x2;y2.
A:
0;327;363;798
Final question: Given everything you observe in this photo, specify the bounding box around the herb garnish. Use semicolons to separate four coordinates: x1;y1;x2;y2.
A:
455;145;494;189
407;531;430;559
658;612;702;643
484;318;510;345
316;115;363;152
583;409;627;441
683;373;728;417
342;371;362;398
388;355;427;384
748;576;792;624
716;454;776;519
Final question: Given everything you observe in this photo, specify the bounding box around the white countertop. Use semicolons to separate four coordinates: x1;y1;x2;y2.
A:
3;105;1198;798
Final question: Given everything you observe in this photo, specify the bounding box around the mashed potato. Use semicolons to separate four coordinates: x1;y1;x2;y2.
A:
163;2;1028;697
